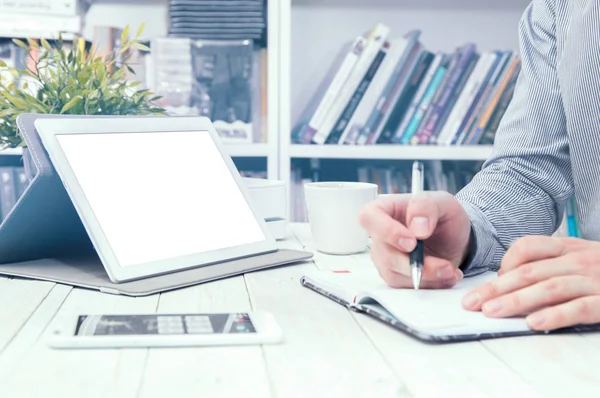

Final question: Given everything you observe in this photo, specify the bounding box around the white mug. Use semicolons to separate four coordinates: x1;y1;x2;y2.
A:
304;181;378;255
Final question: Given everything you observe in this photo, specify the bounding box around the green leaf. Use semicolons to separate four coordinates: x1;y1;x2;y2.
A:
0;109;16;118
131;42;151;52
136;22;146;38
3;92;26;107
12;39;28;49
26;38;39;49
0;60;6;68
60;96;82;113
121;25;130;45
41;38;52;51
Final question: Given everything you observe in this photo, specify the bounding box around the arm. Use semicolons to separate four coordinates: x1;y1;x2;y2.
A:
455;0;573;276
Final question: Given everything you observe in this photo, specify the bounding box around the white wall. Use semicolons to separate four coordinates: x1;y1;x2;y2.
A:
290;1;530;126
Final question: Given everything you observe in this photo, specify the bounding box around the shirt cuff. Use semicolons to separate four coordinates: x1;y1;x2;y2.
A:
456;200;500;276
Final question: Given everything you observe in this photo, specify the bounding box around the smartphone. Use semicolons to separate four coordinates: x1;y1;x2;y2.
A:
47;311;283;349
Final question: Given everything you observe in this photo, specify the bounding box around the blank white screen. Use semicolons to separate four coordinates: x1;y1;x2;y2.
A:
55;130;267;267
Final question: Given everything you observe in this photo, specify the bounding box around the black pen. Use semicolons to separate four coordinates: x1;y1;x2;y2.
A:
410;161;424;290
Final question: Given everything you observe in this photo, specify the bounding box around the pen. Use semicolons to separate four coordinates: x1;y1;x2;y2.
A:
410;160;424;290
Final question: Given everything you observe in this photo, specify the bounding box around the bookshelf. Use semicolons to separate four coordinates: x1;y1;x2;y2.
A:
0;0;538;222
0;0;281;180
289;144;494;161
278;0;533;219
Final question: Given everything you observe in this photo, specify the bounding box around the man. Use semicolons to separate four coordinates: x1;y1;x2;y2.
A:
358;0;600;332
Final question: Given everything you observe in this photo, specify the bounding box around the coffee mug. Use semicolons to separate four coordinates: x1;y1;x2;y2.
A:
304;181;378;255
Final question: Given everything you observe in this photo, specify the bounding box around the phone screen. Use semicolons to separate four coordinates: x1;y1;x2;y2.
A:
74;313;256;336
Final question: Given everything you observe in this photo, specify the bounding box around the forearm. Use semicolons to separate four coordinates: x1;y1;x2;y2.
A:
456;159;571;275
454;0;573;275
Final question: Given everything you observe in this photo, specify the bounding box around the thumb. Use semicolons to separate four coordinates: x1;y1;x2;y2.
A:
405;192;441;240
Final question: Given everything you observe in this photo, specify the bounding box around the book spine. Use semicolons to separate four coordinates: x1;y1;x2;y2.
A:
437;52;496;145
312;23;390;145
325;46;387;144
403;64;448;144
376;51;433;144
301;36;366;144
430;53;479;144
355;30;421;145
417;44;476;144
480;62;521;143
451;51;505;145
367;44;423;144
467;54;519;145
341;37;408;145
412;51;459;144
391;52;443;143
299;277;353;308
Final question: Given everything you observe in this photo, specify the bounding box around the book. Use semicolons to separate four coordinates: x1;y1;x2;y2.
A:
300;267;600;343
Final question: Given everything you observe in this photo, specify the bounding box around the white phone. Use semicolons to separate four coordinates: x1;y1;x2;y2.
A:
47;311;283;349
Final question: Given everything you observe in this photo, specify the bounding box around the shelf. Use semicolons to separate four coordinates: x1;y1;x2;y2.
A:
289;144;493;161
292;0;531;10
0;143;269;157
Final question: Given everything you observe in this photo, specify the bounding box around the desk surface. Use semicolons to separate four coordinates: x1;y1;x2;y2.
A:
0;223;599;398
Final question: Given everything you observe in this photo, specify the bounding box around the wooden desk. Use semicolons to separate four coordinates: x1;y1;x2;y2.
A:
0;223;599;398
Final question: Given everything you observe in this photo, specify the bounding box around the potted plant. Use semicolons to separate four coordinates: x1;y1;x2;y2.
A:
0;24;164;174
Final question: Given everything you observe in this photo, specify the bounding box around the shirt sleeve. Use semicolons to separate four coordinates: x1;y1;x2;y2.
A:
454;0;574;276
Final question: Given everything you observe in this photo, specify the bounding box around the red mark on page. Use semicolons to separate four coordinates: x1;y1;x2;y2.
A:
333;270;351;273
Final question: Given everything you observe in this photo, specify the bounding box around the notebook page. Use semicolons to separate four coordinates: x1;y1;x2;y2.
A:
365;272;531;336
301;267;388;306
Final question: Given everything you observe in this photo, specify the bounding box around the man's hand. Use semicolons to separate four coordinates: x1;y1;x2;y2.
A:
462;235;600;331
358;191;470;289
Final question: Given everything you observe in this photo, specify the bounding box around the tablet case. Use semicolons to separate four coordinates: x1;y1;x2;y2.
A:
0;113;313;296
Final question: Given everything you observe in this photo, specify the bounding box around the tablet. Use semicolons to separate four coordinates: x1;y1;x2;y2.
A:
34;116;278;283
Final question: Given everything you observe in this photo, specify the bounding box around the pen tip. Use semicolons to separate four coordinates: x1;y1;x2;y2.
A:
412;266;422;290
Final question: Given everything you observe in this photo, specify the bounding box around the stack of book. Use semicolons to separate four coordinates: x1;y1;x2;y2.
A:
167;0;266;43
292;23;521;146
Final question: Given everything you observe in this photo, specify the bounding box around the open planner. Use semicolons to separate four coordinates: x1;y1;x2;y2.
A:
300;267;600;343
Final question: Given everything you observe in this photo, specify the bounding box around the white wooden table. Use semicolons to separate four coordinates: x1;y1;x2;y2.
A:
1;223;599;398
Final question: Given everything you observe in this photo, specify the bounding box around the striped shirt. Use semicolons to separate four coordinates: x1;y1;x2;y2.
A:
455;0;600;275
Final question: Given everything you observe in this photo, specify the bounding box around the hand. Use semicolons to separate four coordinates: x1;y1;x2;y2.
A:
358;191;470;289
462;235;600;331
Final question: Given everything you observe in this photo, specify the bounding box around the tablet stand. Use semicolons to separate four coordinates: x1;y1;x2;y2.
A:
0;114;313;296
0;114;95;263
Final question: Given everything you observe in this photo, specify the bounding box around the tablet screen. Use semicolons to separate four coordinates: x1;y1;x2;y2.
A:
54;130;267;267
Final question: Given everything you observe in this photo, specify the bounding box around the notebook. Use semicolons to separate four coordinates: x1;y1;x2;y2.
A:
300;267;600;343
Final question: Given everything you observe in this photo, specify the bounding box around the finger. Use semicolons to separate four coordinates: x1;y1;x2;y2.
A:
526;295;600;331
369;241;463;284
463;254;588;310
479;275;599;318
500;235;591;275
404;192;441;240
359;196;417;252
